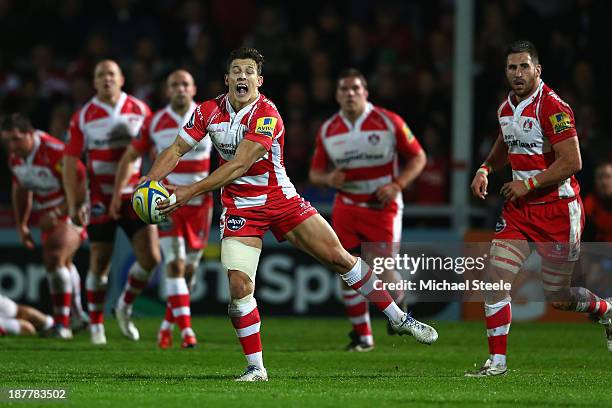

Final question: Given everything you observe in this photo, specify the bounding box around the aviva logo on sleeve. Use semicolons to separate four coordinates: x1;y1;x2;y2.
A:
255;117;278;137
549;112;573;134
402;123;415;143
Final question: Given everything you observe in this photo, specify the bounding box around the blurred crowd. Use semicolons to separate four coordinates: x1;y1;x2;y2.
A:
0;0;609;221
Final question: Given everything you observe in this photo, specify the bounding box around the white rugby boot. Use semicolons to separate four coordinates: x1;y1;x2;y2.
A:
51;324;73;340
464;358;508;377
235;365;268;382
90;324;107;345
114;303;140;341
389;312;438;345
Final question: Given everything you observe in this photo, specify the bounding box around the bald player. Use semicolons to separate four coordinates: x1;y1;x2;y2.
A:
64;60;159;345
113;70;213;349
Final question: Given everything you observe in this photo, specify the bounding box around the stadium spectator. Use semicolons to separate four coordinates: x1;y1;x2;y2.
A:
63;60;160;345
0;0;605;206
584;162;612;242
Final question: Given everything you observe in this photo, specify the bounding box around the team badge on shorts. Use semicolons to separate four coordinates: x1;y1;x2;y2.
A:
495;217;506;233
91;202;106;217
226;215;246;231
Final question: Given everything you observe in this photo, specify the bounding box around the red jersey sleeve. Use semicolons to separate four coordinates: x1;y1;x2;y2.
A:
540;92;577;145
384;109;424;159
244;106;283;151
132;115;152;153
178;103;209;147
65;111;84;157
310;126;330;171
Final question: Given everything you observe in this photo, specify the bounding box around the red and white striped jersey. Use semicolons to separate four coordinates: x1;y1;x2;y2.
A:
133;103;212;206
179;93;297;210
310;103;424;210
65;92;151;208
498;81;580;203
9;131;85;213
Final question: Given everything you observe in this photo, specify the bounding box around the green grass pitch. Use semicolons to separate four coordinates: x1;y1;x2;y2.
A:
1;317;611;407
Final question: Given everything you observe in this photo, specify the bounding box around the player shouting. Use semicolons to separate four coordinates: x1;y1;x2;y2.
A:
143;47;438;381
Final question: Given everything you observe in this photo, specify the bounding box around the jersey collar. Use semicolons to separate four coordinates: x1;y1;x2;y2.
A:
507;80;544;115
225;93;261;117
93;92;128;117
25;131;42;165
338;102;373;130
167;101;197;124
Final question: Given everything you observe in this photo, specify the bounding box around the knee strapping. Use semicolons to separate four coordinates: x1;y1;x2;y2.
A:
489;240;528;275
221;239;261;283
541;260;574;292
160;236;186;265
186;250;202;269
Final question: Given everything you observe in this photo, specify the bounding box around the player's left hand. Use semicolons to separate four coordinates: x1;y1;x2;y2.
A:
157;184;192;216
376;182;402;206
500;180;529;201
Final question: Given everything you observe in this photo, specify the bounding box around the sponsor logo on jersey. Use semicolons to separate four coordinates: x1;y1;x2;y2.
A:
505;139;538;149
368;133;380;145
522;119;533;133
335;151;385;166
402;123;415;143
495;217;506;233
226;215;246;231
255;117;277;137
549;112;573;134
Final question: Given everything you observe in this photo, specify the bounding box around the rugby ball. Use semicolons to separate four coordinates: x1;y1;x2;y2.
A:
132;180;173;224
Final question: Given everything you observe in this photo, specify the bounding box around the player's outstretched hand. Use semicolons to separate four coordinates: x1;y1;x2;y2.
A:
157;184;192;216
500;179;529;201
471;172;488;200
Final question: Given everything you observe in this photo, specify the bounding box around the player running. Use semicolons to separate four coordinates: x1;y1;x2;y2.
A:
466;40;612;377
1;114;88;339
143;47;438;381
63;60;161;345
309;68;426;351
113;70;213;349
